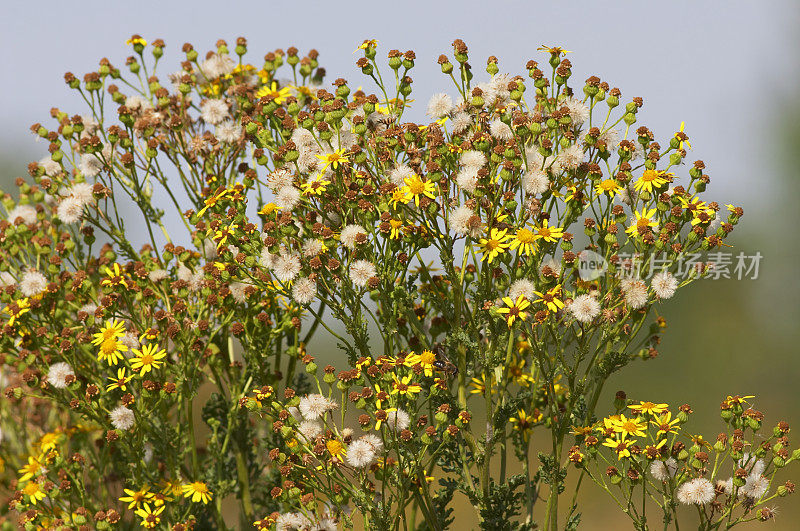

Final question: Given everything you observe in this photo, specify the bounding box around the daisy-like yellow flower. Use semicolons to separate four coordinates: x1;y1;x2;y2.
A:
628;401;669;416
315;149;349;173
634;169;668;195
679;195;715;226
388;219;404;240
533;284;565;313
197;187;230;217
570;425;594;437
510;408;542;441
478;228;512;263
509;227;538;256
301;176;331;196
92;319;126;346
497;295;531;327
135;503;164;529
610;414;647;438
182;481;213;505
652;411;681;437
723;395;754;408
18;456;42;482
23;481;46;505
37;431;63;454
130;343;167;375
676;121;692;151
401;174;437;207
391;374;422;397
469;374;495;395
595;178;621;196
3;297;30;326
356;39;379;53
404;349;436;377
537;45;572;56
532;219;564;243
507;358;533;387
160;479;183;498
326;439;346;459
255;81;292;104
101;263;129;289
626;207;658;236
389;188;412;209
97;336;128;366
106;368;132;392
602;436;636;460
644;439;667;457
126;36;147;47
119;487;154;509
258;202;281;216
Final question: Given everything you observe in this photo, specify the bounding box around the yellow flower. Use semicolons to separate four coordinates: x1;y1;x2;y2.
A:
652;411;681;437
197;187;230;217
356;39;379;52
37;431;63;454
18;456;42;482
92;319;127;346
301;176;331;196
595;179;621;196
258;202;281;216
101;263;129;289
628;401;669;416
315;149;349;173
676;121;692;151
509;227;538;256
126;36;147;47
401;174;436;207
626;207;658;236
384;218;402;240
469;374;495;395
634;169;668;195
507;358;533;387
404;349;436;377
478;228;512;263
537;45;571;56
610;414;647;438
97;336;128;366
679;196;715;226
497;295;531;327
120;487;154;509
182;481;213;504
256;81;292;104
510;409;542;441
391;374;422;397
532;219;564;243
106;368;132;392
533;284;565;313
326;439;346;459
130;343;167;375
3;297;30;326
602;436;636;460
23;481;46;505
160;479;183;498
389;188;412;209
135;503;164;529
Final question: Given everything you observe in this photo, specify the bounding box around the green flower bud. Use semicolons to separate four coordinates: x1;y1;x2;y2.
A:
623;113;637;126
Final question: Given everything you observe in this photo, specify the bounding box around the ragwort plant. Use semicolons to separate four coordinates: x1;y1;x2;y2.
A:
0;35;796;530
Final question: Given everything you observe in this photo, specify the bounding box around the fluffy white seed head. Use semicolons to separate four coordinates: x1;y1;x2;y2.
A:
346;438;378;468
489;119;513;141
20;270;47;297
569;294;601;323
621;278;648;309
676;478;715;505
298;393;338;420
292;277;317;305
522;169;550;195
349;260;377;288
455;168;479;193
388;164;415;187
109;405;135;431
651;271;678;299
271;253;302;283
340;224;367;249
460;150;486;171
47;362;74;389
508;279;537;302
386;408;410;431
426;93;454;119
7;204;37;225
200;99;230;125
